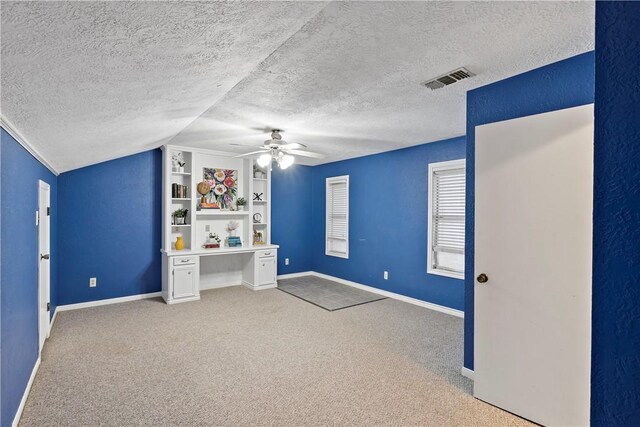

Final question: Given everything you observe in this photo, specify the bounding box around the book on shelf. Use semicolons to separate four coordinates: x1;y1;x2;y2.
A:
226;236;242;247
172;183;189;199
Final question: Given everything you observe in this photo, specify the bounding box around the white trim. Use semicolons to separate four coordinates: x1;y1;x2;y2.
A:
50;309;58;333
242;281;277;291
0;116;59;175
310;272;464;318
427;158;466;280
276;271;314;280
325;175;349;259
56;292;162;312
12;356;41;427
461;367;475;380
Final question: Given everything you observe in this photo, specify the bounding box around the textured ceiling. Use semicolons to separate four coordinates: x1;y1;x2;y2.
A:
1;1;594;172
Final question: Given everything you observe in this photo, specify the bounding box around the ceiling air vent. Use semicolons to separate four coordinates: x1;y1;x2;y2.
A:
421;67;475;90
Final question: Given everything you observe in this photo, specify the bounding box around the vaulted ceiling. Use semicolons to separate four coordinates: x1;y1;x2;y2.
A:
1;1;594;173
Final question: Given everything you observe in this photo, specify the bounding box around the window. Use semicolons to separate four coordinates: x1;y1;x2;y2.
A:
428;159;466;279
326;175;349;258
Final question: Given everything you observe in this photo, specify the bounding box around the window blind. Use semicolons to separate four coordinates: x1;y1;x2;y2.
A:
326;176;349;258
430;163;465;276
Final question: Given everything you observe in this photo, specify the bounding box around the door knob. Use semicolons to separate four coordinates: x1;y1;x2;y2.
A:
477;273;488;283
40;254;50;261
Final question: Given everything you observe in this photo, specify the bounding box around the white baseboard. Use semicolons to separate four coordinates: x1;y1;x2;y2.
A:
56;292;162;312
310;272;464;318
50;309;58;333
12;356;41;427
241;281;277;291
461;367;474;380
276;271;314;280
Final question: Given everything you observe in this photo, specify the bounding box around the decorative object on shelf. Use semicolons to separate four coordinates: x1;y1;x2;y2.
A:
236;197;247;211
253;192;263;201
172;208;188;225
225;220;240;237
253;230;265;245
175;236;185;251
203;167;238;210
226;236;242;247
171;151;186;173
253;213;262;224
253;164;267;179
203;233;221;249
196;181;213;209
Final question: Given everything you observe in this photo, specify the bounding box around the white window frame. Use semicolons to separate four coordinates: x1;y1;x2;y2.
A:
427;159;466;279
326;175;349;259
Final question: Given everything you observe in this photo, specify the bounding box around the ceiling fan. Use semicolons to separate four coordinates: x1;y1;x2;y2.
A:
235;130;324;169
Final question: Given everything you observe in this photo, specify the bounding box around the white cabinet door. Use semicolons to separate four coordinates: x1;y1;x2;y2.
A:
173;266;196;299
474;104;593;426
257;256;276;286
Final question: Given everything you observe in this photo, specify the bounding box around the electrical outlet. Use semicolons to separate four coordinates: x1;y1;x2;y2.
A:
383;271;389;280
89;277;97;287
285;258;290;266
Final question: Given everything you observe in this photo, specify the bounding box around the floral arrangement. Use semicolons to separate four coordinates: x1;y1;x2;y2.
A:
203;168;238;209
226;220;240;235
171;152;186;170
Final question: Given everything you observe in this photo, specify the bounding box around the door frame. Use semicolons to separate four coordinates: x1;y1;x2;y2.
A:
38;179;51;352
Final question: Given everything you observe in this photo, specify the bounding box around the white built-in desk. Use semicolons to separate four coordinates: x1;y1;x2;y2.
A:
161;144;278;304
161;245;279;304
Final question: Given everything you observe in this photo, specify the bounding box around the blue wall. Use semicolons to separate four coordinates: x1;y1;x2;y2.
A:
271;165;313;274
57;150;162;305
592;2;640;425
309;137;466;311
1;128;58;426
464;52;595;370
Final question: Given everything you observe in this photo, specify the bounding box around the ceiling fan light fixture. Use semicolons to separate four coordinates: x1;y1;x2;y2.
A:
279;154;294;170
257;153;272;168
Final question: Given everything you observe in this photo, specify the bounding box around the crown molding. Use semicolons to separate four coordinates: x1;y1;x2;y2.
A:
0;115;59;175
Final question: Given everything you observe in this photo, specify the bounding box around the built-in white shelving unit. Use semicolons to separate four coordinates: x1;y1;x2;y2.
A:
161;145;277;304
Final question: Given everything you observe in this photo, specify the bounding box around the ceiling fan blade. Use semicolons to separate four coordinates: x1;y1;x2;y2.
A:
234;150;269;158
280;142;307;150
287;149;325;159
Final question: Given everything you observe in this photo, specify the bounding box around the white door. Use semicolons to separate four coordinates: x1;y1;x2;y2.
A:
38;180;51;352
474;104;593;426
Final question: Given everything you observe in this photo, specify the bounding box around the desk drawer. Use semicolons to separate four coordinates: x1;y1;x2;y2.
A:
257;249;276;259
173;256;196;266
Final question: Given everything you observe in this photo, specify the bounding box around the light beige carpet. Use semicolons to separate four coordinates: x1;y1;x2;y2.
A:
20;285;531;426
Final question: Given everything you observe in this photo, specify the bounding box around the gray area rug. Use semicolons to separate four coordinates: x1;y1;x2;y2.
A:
277;275;386;311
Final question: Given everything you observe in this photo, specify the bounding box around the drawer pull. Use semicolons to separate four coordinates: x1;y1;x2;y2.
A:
263;252;271;256
180;259;190;263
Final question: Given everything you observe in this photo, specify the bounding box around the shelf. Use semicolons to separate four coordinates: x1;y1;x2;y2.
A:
196;210;250;216
172;172;191;176
253;178;267;181
172;198;191;201
253;222;268;226
253;200;268;204
171;224;191;228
